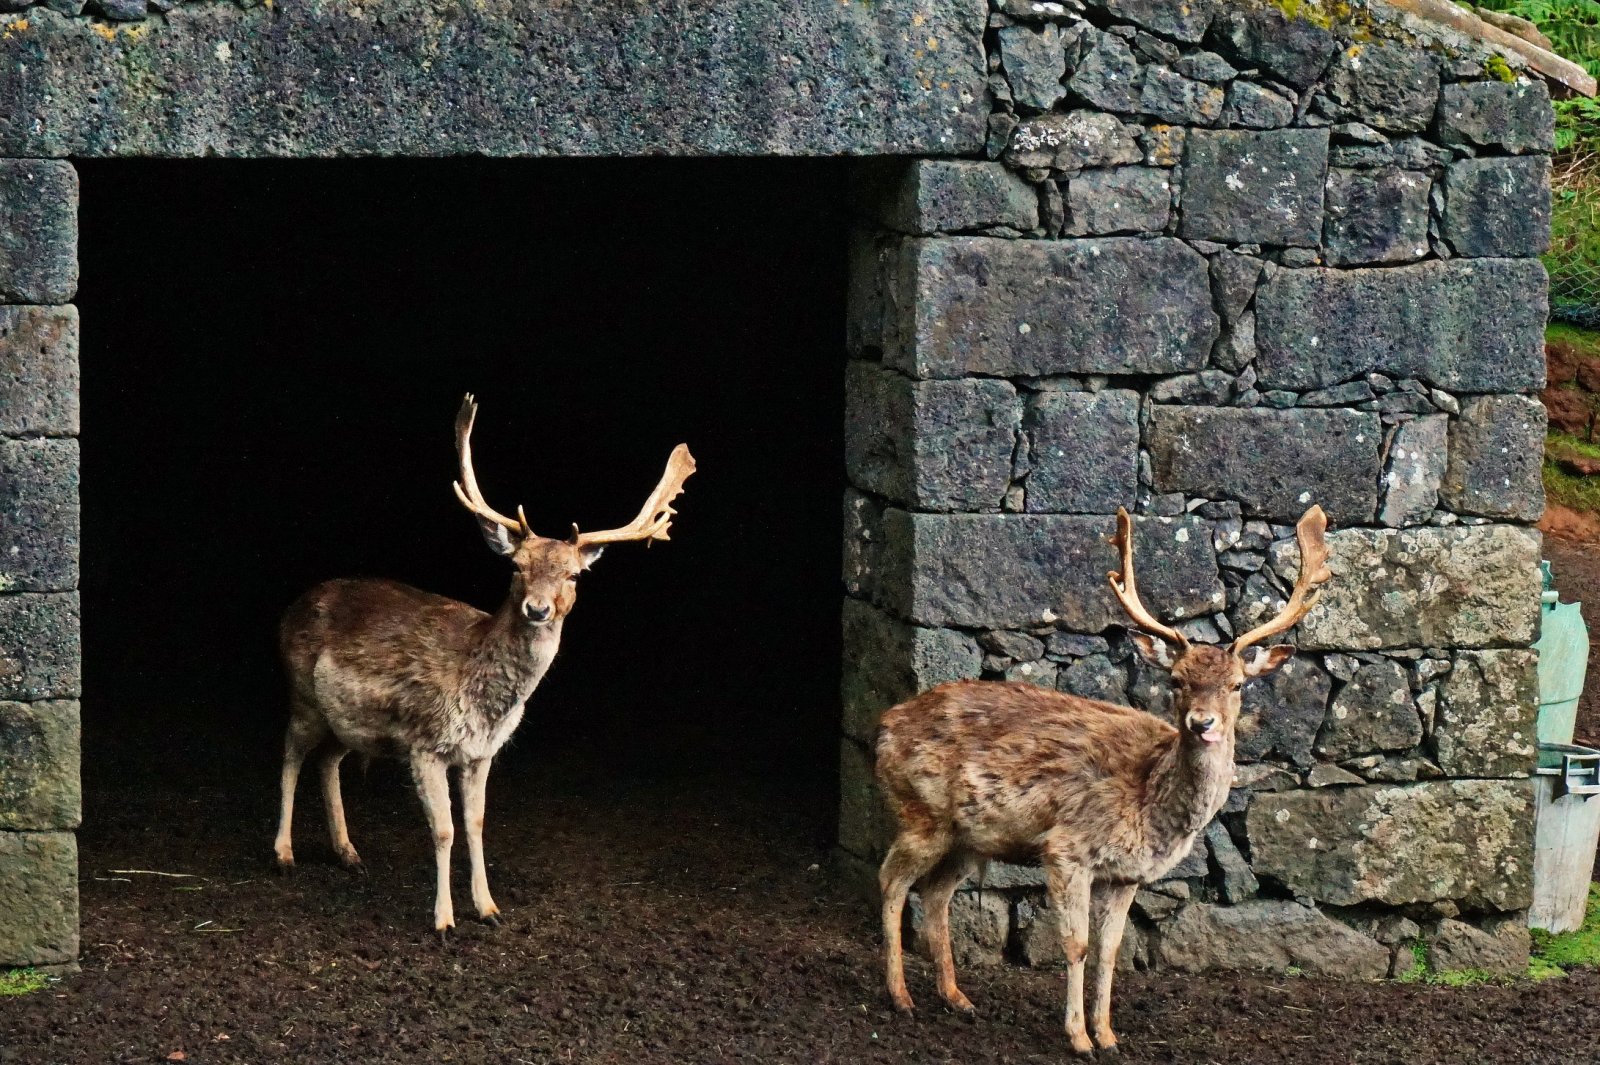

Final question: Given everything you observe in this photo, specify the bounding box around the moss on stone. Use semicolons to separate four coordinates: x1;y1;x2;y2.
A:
1530;884;1600;969
0;968;47;996
1484;53;1518;82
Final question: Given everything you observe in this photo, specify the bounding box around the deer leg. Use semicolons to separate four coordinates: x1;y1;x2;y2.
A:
1044;859;1095;1058
879;828;950;1014
272;714;324;870
461;757;499;924
1087;880;1138;1053
918;849;981;1015
319;745;361;869
410;753;456;933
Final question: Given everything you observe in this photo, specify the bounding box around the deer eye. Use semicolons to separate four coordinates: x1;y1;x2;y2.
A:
1231;682;1244;692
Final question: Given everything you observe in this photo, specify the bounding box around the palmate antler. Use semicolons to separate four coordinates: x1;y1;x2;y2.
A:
453;393;697;546
1230;505;1332;653
1107;508;1190;651
453;393;530;537
570;444;697;548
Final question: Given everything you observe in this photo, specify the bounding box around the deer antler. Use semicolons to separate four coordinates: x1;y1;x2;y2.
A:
1230;505;1332;653
452;394;529;536
570;444;697;548
1107;508;1190;651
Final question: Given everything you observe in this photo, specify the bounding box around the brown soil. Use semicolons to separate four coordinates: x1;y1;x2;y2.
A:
6;746;1600;1065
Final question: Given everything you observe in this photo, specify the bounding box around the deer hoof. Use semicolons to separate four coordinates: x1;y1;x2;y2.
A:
940;989;976;1016
481;913;502;929
1069;1034;1097;1058
890;992;915;1015
337;849;363;872
274;854;295;874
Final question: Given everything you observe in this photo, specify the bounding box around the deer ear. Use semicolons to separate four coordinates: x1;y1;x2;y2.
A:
1242;645;1296;678
1129;631;1179;670
475;516;517;558
578;543;606;570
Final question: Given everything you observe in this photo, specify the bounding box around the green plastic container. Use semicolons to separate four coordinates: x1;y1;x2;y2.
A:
1535;560;1590;747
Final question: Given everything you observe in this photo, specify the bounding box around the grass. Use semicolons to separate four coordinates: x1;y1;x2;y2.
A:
1531;884;1600;969
1549;321;1600;357
0;969;48;996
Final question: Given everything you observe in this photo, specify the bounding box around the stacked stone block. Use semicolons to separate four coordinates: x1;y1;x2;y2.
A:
840;0;1551;978
0;160;81;971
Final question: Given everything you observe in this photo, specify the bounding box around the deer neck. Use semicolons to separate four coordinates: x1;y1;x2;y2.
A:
461;597;563;718
1147;731;1234;841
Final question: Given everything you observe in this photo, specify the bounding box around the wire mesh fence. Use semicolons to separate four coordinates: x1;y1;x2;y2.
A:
1551;258;1600;328
1548;154;1600;329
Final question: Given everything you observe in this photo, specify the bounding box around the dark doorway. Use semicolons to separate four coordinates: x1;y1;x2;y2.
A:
77;158;847;840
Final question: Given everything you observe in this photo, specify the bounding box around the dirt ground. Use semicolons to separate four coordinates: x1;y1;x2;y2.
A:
5;740;1600;1065
9;539;1600;1064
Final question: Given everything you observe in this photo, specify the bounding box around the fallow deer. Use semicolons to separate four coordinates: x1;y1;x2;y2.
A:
273;394;695;933
874;505;1331;1056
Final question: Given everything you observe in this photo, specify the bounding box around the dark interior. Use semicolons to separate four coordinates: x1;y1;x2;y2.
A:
77;158;848;834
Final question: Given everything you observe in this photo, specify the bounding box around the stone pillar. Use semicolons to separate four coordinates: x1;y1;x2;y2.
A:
839;5;1552;978
0;159;81;971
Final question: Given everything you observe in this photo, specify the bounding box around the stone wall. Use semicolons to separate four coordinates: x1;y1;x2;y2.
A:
0;160;81;971
839;0;1552;978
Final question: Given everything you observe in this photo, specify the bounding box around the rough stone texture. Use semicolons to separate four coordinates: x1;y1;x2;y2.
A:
1024;389;1140;513
1441;156;1551;259
1018;895;1146;969
0;830;76;966
1378;415;1447;528
1245;780;1534;909
1428;916;1531;977
0;305;78;436
0;2;987;158
1159;901;1389;977
1206;821;1259;903
1207;5;1339;90
0;592;80;700
1210;251;1263;324
1004;110;1144;172
837;737;893;861
1314;659;1420;760
1289;525;1541;651
1146;406;1381;525
1236;654;1331;767
1322;43;1440;134
1254;259;1548;393
1434;650;1538;779
910;889;1010;967
1440;395;1546;523
0;438;79;593
0;161;77;303
870;161;1040;236
998;23;1068;113
1222;81;1295;129
1067;30;1141;114
861;512;1222;630
841;599;981;742
1057;653;1129;704
845;363;1021;512
887;237;1218;379
1436;80;1554;155
1140;66;1225;126
1322;167;1431;267
1062;167;1172;236
1093;0;1215;43
0;700;79;830
1179;129;1330;247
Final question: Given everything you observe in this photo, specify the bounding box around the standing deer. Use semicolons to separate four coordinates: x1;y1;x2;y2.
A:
874;505;1330;1056
273;394;695;933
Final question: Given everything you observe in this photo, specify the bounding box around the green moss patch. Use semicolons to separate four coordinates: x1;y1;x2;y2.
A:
0;969;48;996
1531;884;1600;970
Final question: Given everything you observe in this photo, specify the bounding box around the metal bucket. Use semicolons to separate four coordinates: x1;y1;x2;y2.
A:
1535;560;1590;747
1532;743;1600;933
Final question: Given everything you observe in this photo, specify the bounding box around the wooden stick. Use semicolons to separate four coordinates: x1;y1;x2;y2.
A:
1384;0;1597;96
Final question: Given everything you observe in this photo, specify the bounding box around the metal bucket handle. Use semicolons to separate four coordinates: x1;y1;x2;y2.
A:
1557;749;1600;798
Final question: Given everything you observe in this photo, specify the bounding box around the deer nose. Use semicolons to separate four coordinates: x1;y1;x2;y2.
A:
1189;715;1217;736
522;601;552;623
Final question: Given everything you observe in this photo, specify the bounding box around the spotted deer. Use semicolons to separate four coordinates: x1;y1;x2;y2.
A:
273;394;695;933
874;505;1331;1056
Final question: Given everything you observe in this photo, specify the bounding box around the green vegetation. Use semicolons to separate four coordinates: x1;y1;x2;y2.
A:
1394;940;1429;983
1530;884;1600;968
0;969;48;996
1543;454;1600;512
1549;320;1600;355
1485;53;1519;82
1476;0;1600;81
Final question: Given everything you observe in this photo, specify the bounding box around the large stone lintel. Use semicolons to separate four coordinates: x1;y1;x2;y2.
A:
0;2;987;158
